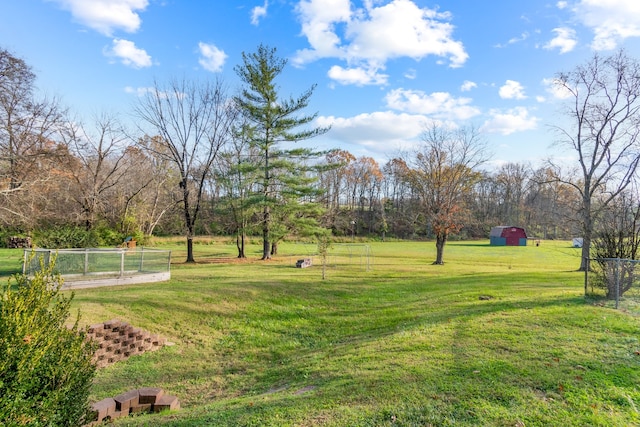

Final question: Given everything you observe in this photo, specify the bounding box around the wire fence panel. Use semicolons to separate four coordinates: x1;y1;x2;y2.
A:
591;258;640;309
288;243;373;272
23;248;172;284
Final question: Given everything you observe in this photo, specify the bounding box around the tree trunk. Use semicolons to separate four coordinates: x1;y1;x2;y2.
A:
262;206;271;260
579;236;591;271
579;197;592;272
236;230;246;258
186;236;195;263
434;233;447;265
183;193;196;263
271;241;278;256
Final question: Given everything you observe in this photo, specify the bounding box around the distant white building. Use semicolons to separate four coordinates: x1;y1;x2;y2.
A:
572;238;583;248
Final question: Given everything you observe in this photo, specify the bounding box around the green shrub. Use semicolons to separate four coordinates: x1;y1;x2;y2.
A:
0;258;96;426
93;226;122;247
0;229;10;248
31;225;147;249
32;226;93;248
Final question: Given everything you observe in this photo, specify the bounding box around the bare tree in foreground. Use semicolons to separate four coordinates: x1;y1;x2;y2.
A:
134;78;236;262
551;49;640;273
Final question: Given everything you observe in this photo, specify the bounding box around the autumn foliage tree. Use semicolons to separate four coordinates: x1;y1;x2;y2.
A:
318;149;356;232
408;122;488;264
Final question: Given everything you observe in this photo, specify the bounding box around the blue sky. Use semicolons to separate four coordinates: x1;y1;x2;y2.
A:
2;0;640;167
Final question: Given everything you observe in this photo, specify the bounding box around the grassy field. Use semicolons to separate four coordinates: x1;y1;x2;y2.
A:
2;239;640;426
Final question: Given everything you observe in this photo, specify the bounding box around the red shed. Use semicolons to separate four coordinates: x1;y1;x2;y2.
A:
489;226;527;246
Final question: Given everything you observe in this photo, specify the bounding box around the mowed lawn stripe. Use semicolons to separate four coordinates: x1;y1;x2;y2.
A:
3;239;638;426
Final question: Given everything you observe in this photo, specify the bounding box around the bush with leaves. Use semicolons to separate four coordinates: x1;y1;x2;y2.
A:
30;225;143;249
0;258;96;426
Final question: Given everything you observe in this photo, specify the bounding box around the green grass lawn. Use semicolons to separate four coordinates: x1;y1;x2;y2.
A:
2;239;640;426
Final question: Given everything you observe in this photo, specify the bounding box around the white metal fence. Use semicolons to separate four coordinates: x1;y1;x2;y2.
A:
23;248;171;288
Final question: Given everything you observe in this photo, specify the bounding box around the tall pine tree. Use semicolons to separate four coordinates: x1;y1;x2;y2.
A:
234;44;329;259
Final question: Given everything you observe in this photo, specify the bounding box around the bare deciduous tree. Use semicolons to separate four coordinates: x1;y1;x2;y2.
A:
62;113;132;231
134;78;236;262
214;122;261;258
133;135;180;237
495;162;531;227
0;48;67;228
551;49;640;273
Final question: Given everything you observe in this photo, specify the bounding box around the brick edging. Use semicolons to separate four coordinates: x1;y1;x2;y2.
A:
86;387;180;425
86;320;166;368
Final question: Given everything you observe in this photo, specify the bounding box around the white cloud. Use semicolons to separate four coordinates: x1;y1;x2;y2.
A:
251;1;268;25
346;1;467;66
48;0;148;36
317;111;425;153
499;80;527;100
460;80;477;92
572;0;640;50
198;42;227;72
293;0;351;63
294;0;467;86
125;86;147;96
105;39;152;68
557;1;568;9
125;86;176;99
481;107;539;135
544;27;577;53
327;65;388;86
385;88;480;120
124;86;158;96
495;32;529;48
507;32;529;45
404;68;417;80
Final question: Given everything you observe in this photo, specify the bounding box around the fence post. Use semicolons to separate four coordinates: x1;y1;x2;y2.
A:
615;257;620;309
120;250;125;277
84;248;89;276
584;256;589;296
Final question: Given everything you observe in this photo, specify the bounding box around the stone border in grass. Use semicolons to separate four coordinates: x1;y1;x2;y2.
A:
86;319;166;369
86;387;180;425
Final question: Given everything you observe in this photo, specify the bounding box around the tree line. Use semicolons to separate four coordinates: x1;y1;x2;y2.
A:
3;45;640;267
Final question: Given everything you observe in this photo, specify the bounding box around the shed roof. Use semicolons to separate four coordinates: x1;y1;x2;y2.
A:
489;226;526;237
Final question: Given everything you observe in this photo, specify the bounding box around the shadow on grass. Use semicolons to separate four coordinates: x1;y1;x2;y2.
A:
86;273;640;425
0;264;21;277
0;249;26;279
